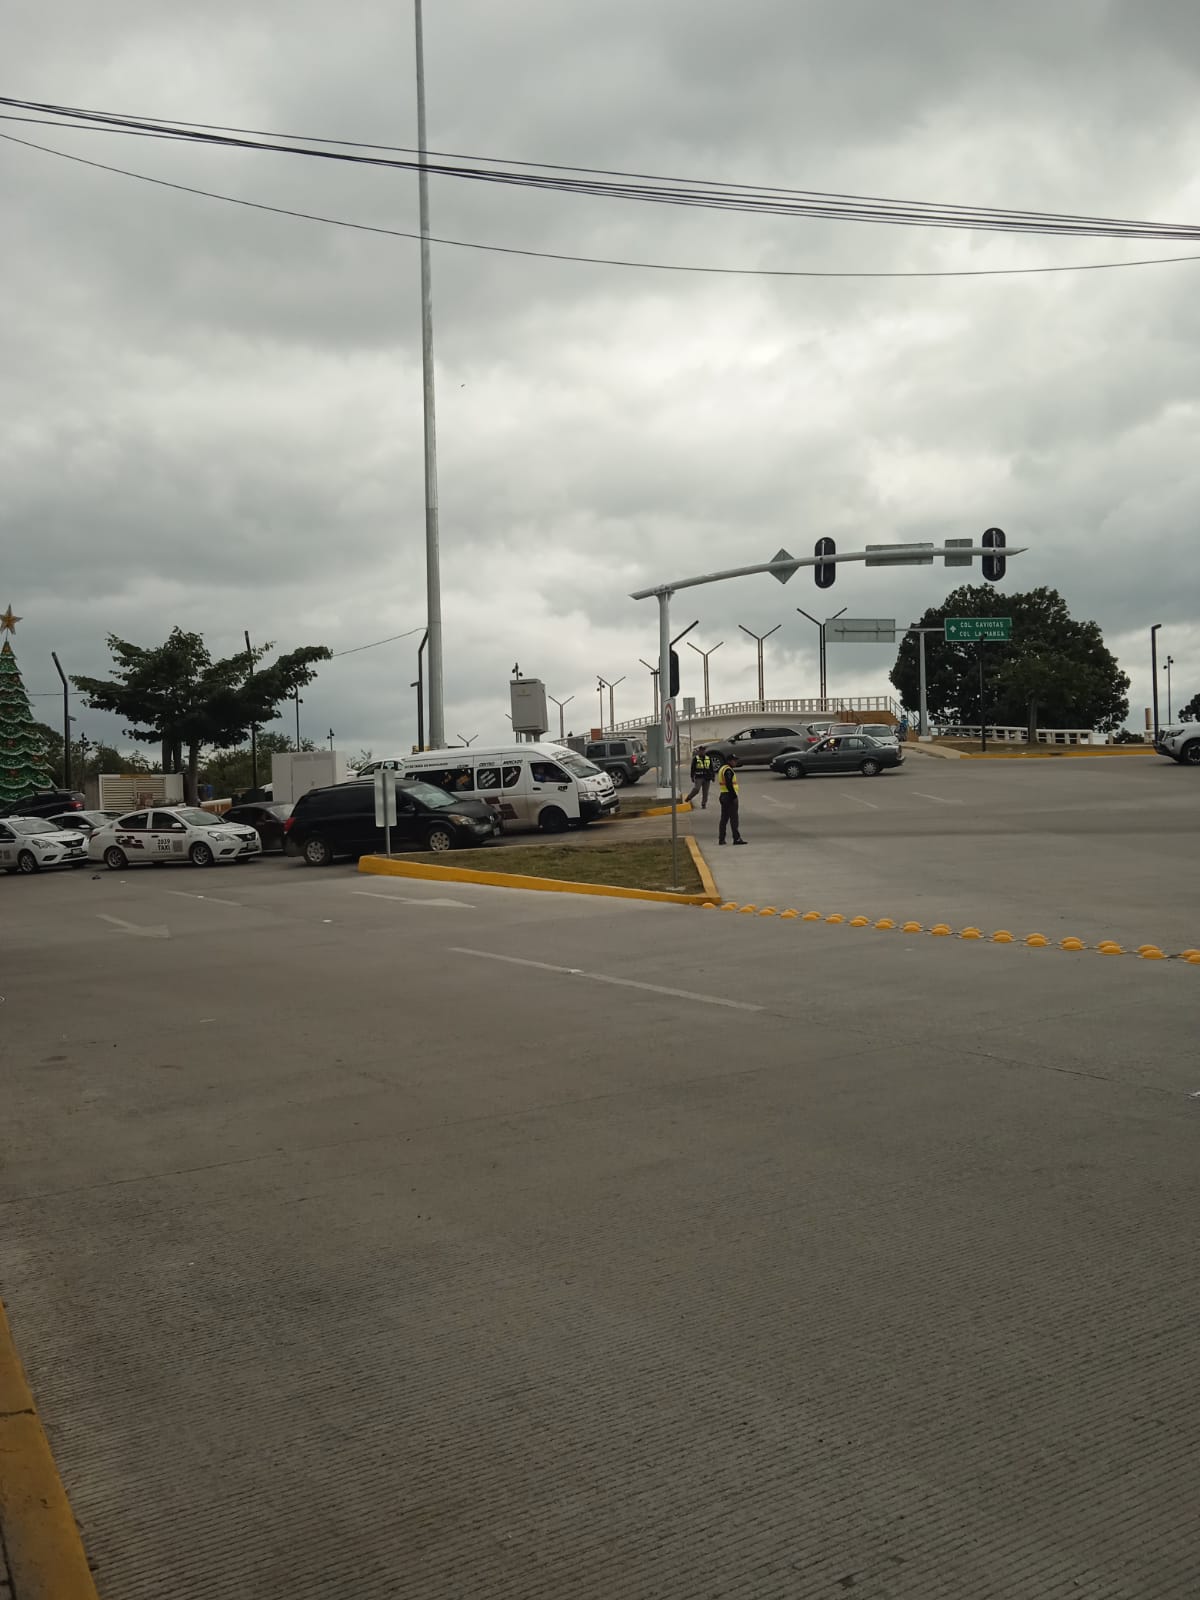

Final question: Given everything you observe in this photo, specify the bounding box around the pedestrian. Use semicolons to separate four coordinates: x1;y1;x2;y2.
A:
898;715;909;742
686;745;715;809
716;754;746;845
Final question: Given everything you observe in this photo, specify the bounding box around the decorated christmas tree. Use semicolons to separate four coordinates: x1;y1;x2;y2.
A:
0;607;53;805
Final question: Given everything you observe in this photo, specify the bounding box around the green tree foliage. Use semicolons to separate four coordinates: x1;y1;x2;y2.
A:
0;641;53;803
31;722;155;787
1178;692;1200;723
202;730;313;797
890;586;1129;733
74;629;331;800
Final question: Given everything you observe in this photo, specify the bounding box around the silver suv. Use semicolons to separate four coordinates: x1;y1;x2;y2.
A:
1157;722;1200;765
704;726;807;766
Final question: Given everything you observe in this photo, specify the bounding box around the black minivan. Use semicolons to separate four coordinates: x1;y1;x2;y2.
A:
286;779;500;866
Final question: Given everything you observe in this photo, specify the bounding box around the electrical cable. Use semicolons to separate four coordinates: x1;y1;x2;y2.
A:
6;129;1200;280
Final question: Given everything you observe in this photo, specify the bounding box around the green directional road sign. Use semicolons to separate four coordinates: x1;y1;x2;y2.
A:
945;616;1012;642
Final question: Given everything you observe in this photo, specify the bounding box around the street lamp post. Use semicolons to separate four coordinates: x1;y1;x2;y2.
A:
457;732;477;747
794;606;846;707
327;728;335;752
50;651;70;790
549;693;574;740
639;658;661;723
413;0;445;748
596;676;610;733
1164;654;1175;724
607;675;624;730
245;630;258;792
1151;624;1162;743
738;623;781;708
415;628;429;751
293;690;303;751
686;639;723;715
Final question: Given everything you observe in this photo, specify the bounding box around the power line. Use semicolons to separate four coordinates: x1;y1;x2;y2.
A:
5;128;1200;281
5;94;1200;241
331;627;424;657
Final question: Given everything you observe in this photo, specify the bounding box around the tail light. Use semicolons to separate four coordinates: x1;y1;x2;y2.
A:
284;815;295;833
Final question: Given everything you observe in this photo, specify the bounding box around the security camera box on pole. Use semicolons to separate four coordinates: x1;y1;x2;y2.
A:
510;678;549;737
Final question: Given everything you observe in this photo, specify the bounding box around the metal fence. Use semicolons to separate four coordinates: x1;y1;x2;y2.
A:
607;694;900;735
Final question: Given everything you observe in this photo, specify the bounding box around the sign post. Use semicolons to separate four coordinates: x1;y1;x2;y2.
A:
663;698;679;890
374;767;397;856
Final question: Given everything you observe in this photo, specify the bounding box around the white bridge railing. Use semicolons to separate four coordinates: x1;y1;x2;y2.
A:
936;725;1107;746
608;695;899;734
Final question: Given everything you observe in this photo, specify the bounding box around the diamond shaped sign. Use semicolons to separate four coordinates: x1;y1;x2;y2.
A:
769;547;801;584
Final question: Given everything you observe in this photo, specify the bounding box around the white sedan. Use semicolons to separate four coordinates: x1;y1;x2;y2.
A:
0;816;89;873
89;806;263;870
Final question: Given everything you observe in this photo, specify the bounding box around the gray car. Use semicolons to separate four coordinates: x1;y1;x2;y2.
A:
770;734;905;779
704;726;808;766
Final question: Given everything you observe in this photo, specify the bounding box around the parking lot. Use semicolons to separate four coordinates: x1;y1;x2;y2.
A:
3;756;1199;1598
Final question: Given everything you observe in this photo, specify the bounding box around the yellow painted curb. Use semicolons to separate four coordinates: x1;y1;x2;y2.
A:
642;800;693;816
684;835;720;903
0;1297;100;1600
356;855;711;905
956;747;1154;760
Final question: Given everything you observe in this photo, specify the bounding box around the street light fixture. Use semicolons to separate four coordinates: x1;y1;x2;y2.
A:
1150;624;1162;743
794;606;846;707
293;690;304;750
1163;654;1175;724
638;657;661;722
686;639;723;715
548;693;574;740
457;732;477;747
738;623;781;707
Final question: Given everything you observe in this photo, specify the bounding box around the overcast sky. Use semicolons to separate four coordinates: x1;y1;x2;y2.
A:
4;0;1199;756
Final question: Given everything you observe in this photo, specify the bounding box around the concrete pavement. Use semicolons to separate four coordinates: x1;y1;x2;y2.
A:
2;821;1199;1598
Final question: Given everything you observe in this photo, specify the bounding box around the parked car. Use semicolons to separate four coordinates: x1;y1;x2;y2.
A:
770;734;905;779
704;727;809;766
223;801;293;852
0;816;88;873
854;723;900;747
44;809;120;837
0;789;85;819
89;807;263;869
286;779;500;866
397;744;617;832
1156;722;1200;765
583;738;649;788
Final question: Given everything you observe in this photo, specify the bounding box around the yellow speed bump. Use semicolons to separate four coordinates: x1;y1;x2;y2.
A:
779;909;799;919
1185;952;1200;965
1139;946;1166;960
901;921;923;934
991;930;1014;943
1180;948;1200;961
960;927;983;940
874;918;895;930
849;916;871;927
825;913;845;924
701;901;717;910
721;901;739;911
1060;937;1085;951
1025;934;1049;947
1097;940;1123;955
759;907;777;916
801;911;822;921
738;904;758;914
930;923;953;937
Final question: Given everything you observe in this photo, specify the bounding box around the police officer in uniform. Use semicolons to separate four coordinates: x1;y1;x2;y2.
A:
716;754;746;845
686;745;715;809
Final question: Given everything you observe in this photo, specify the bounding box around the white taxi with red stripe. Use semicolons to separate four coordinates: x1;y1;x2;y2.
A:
89;806;262;870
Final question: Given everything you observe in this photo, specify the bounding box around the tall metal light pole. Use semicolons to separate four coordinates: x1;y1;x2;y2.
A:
606;675;624;729
415;629;428;750
903;625;944;741
596;676;610;733
244;630;259;792
414;0;444;749
549;693;574;740
50;651;70;790
1163;654;1175;723
1151;624;1162;743
328;728;335;752
293;690;303;751
686;639;722;714
639;658;661;722
794;606;846;706
738;623;780;707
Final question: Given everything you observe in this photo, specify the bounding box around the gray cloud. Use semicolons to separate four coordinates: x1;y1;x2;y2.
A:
4;0;1200;759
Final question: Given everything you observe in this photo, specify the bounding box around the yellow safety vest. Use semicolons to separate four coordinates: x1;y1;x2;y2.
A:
717;763;739;795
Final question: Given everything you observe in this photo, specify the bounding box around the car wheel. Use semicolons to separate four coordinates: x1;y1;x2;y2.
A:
189;842;214;867
609;767;627;788
302;835;333;867
425;825;455;853
782;760;804;780
539;805;569;833
860;759;882;776
17;850;39;874
1181;740;1200;766
104;845;127;871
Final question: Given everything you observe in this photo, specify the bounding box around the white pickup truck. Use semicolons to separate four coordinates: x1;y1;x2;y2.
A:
1156;722;1200;765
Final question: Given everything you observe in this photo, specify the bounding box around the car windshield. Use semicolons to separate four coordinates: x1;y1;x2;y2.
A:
176;808;225;828
400;781;456;810
555;751;601;778
268;804;294;819
12;818;59;835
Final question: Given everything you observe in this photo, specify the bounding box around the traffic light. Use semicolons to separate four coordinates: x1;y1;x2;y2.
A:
982;526;1006;582
814;536;836;588
669;649;680;698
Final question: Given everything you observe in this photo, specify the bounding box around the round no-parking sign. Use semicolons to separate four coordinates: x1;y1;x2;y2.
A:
664;700;676;748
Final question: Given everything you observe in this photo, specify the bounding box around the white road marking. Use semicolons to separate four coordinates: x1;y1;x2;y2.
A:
354;892;474;908
96;913;169;939
838;790;879;810
913;792;965;805
165;890;243;907
450;947;763;1011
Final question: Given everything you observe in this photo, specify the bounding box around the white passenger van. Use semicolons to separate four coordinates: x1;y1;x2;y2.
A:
359;744;619;832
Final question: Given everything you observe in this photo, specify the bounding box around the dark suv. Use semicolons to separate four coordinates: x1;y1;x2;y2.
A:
0;789;85;819
584;739;649;788
286;779;500;866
